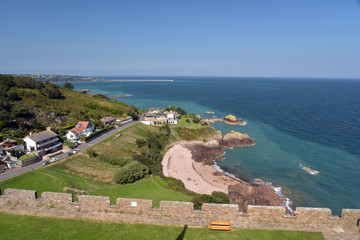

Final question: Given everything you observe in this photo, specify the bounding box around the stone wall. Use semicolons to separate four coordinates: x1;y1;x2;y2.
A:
0;188;360;235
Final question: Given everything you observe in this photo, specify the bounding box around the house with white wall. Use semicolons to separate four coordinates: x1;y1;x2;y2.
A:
66;121;94;140
23;130;62;156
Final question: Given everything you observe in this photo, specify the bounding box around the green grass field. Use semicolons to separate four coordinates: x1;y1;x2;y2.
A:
0;122;215;206
0;164;191;206
0;212;324;240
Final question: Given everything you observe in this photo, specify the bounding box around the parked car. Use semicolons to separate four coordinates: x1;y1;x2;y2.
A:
73;149;80;154
66;152;73;156
0;168;5;173
43;160;49;165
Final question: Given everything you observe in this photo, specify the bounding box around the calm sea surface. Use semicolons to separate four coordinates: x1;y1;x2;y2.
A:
70;77;360;215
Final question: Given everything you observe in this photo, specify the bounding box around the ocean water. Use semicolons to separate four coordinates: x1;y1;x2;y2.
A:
69;77;360;215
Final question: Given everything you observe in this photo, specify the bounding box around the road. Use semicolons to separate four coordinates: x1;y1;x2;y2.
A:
0;120;140;182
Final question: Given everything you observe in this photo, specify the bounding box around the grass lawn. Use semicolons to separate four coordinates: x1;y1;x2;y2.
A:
0;212;324;240
0;164;191;206
18;153;37;161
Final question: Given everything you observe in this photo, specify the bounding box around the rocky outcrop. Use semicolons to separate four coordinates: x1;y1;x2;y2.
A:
223;115;246;125
186;130;255;165
204;114;246;125
228;183;283;210
183;131;286;211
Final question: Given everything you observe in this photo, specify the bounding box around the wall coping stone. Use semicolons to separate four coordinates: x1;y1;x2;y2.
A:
296;207;331;212
248;205;285;210
117;197;152;202
203;203;239;208
160;201;193;205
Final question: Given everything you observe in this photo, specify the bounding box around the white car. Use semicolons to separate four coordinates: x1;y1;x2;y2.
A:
49;158;59;163
73;149;80;154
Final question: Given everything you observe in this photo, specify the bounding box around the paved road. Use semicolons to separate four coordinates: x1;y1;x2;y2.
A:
0;120;140;182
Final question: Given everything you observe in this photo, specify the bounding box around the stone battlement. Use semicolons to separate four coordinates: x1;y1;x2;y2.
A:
1;188;360;238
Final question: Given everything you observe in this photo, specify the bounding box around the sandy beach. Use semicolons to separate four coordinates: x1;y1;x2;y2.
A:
162;143;240;194
162;140;284;209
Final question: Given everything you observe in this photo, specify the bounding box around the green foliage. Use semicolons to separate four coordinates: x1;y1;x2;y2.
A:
41;83;63;99
63;140;75;149
94;94;110;100
8;149;21;157
18;153;37;161
86;148;97;158
63;82;74;89
135;139;147;148
160;123;171;136
192;117;200;124
98;154;129;167
192;191;230;209
176;107;187;115
7;90;21;101
82;128;112;142
112;161;149;184
185;118;190;123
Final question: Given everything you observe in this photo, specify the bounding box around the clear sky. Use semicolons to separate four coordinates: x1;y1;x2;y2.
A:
1;0;360;78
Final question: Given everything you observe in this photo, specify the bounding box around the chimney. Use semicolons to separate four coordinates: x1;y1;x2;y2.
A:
46;127;52;131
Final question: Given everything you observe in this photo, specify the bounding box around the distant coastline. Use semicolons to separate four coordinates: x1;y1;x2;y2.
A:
105;79;174;82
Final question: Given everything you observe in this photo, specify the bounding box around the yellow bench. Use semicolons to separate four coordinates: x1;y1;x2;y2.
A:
210;221;231;231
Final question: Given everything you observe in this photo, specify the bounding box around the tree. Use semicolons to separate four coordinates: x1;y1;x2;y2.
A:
64;82;74;89
42;83;63;99
112;161;149;184
7;90;21;101
176;107;187;115
192;117;200;124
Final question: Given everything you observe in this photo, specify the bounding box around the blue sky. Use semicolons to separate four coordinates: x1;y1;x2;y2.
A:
1;0;360;78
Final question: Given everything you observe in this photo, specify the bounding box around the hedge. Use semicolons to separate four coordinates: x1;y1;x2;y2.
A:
81;127;114;142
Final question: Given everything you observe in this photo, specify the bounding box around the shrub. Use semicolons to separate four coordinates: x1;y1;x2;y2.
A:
86;148;97;158
185;119;190;123
64;82;74;89
192;117;200;124
192;191;230;209
136;139;147;148
112;161;149;184
98;154;129;167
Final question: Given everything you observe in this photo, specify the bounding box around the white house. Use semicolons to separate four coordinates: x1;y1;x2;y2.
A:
166;112;178;124
23;130;62;156
66;121;94;140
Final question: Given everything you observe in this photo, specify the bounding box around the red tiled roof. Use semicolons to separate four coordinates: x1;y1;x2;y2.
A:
71;121;91;135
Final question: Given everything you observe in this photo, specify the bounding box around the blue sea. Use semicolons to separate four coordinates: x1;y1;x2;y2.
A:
69;77;360;215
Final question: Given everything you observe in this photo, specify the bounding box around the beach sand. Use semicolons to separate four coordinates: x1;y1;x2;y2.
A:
162;143;242;195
